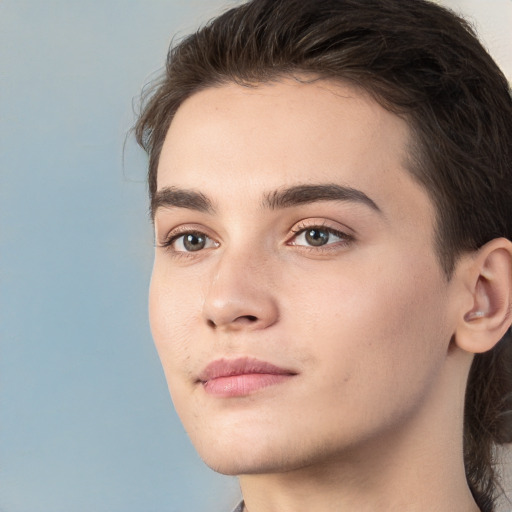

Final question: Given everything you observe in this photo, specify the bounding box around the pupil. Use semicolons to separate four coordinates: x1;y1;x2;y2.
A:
305;229;329;246
184;233;206;251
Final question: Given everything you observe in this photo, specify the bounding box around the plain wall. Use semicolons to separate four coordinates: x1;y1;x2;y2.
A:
0;1;510;511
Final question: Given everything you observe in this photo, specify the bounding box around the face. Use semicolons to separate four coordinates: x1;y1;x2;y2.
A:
150;79;460;475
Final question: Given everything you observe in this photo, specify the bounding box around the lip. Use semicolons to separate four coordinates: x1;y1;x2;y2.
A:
198;357;297;397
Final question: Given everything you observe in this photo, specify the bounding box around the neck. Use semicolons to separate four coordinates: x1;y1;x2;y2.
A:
239;353;479;512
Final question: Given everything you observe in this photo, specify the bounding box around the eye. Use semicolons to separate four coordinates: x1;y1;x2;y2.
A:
165;231;218;252
289;226;351;248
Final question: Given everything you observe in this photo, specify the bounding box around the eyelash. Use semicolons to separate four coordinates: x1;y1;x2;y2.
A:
159;228;218;255
159;222;354;256
288;222;353;251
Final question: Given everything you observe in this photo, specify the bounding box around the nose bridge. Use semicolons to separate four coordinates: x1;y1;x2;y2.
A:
202;243;278;330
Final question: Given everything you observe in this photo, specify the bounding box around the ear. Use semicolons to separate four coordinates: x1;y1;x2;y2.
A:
454;238;512;354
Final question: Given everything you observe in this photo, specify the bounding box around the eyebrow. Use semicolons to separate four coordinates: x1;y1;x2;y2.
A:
262;183;381;212
152;183;381;218
151;186;214;218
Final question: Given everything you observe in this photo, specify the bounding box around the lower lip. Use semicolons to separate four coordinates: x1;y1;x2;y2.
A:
202;373;294;397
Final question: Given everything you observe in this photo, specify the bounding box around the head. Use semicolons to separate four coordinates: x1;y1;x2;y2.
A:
135;0;512;510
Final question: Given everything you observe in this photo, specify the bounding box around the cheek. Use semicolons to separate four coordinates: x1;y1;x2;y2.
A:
285;254;450;400
148;266;208;424
148;261;202;378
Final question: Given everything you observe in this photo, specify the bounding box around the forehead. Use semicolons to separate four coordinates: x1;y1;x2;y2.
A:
157;79;434;230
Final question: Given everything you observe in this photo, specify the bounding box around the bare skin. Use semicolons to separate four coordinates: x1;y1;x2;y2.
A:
150;79;512;512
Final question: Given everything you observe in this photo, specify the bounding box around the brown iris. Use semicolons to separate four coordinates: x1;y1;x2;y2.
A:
305;229;330;246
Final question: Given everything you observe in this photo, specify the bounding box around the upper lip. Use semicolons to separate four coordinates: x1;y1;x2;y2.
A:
198;357;297;383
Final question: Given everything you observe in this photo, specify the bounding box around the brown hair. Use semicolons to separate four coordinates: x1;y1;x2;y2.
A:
135;0;512;509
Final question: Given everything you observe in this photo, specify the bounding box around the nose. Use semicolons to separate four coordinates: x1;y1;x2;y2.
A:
202;247;279;331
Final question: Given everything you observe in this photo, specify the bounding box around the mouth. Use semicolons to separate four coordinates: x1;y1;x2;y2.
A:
197;357;297;397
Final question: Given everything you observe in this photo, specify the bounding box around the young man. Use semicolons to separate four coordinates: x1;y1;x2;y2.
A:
135;0;512;511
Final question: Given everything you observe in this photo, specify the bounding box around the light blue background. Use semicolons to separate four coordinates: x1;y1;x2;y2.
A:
1;2;510;512
0;2;241;511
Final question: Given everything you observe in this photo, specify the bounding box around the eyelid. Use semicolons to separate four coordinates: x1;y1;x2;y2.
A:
157;224;219;250
156;219;354;254
289;218;354;236
287;219;355;248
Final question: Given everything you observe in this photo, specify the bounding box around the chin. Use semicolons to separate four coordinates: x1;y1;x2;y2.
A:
193;438;277;475
192;431;326;476
202;458;249;476
201;452;295;476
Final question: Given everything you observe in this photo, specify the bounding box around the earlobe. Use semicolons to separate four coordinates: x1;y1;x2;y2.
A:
455;238;512;354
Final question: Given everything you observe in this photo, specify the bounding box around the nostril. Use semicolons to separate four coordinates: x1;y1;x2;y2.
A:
206;314;259;328
234;315;258;324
